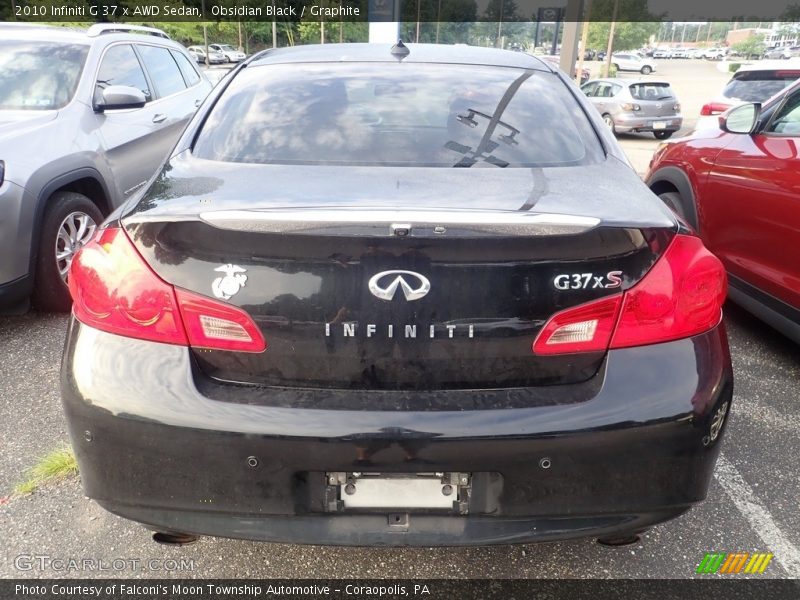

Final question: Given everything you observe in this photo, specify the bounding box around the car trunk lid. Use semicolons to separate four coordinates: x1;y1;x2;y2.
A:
122;157;676;391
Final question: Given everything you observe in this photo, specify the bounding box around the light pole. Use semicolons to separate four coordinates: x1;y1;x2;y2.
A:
603;0;619;78
497;0;504;48
201;0;209;68
416;0;421;42
436;0;441;42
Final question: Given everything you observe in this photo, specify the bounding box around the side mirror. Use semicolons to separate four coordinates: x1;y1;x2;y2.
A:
95;85;147;112
719;103;760;134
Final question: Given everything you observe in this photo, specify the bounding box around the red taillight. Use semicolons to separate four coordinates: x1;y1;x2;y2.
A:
700;102;731;116
69;227;266;353
177;289;266;352
532;235;726;355
69;228;187;345
532;295;622;355
610;234;726;348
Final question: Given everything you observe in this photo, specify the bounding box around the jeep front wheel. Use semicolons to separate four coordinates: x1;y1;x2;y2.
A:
32;192;102;312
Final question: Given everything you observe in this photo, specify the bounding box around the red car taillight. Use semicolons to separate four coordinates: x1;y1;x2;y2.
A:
533;235;726;355
700;102;731;116
69;227;266;353
532;295;622;355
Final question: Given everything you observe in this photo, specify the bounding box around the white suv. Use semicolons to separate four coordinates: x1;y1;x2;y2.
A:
611;53;656;75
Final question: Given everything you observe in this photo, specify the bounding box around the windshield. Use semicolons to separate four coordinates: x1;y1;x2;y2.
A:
217;45;235;51
724;70;800;102
193;62;604;168
629;83;675;101
0;41;89;110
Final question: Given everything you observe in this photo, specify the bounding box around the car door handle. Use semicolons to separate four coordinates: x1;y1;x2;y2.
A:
152;114;167;124
195;99;202;107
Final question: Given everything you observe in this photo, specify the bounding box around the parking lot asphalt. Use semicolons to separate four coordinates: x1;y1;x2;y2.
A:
1;60;798;580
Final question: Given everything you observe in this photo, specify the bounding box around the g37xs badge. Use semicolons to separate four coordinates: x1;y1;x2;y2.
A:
212;264;248;300
553;271;623;290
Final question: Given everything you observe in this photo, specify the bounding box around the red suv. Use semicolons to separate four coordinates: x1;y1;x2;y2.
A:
646;83;800;343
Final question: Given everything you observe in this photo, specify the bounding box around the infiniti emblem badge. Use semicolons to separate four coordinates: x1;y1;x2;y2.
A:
368;270;431;301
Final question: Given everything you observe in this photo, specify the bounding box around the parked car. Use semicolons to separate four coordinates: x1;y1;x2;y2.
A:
694;61;800;130
596;50;607;61
762;46;800;59
671;48;689;59
0;23;212;312
611;53;656;74
187;45;226;65
583;49;597;61
62;43;732;547
648;87;800;344
703;47;729;60
652;48;672;59
581;78;683;138
209;43;246;63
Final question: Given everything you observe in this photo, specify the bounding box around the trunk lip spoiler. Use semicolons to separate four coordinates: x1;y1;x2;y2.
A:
191;209;601;236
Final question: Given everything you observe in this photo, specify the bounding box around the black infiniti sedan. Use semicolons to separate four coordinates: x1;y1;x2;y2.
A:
61;43;733;546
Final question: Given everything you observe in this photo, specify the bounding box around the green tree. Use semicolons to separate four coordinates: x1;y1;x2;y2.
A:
587;21;659;52
732;33;765;59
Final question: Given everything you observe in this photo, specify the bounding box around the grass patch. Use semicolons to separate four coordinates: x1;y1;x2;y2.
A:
14;447;78;495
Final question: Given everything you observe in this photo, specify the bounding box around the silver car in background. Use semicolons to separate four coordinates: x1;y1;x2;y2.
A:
187;45;226;65
581;78;683;139
0;23;212;312
209;43;246;63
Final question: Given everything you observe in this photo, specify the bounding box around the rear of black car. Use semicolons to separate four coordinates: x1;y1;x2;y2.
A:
60;44;733;546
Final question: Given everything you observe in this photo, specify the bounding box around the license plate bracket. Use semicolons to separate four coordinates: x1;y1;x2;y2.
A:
324;472;471;514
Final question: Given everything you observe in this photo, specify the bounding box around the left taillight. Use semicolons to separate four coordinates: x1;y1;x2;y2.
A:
69;227;266;353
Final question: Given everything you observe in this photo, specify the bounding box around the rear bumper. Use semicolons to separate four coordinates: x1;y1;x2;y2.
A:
61;320;733;546
614;114;683;133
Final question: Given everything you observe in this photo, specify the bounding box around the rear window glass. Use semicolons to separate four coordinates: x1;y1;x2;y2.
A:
724;70;800;102
192;63;604;168
629;82;674;100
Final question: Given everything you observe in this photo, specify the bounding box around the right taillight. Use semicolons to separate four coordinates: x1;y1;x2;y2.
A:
609;234;726;348
700;102;731;116
69;227;266;353
533;234;726;355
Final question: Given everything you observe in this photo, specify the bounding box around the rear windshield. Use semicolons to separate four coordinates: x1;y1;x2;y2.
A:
193;63;604;168
0;41;88;110
629;82;674;101
724;70;800;102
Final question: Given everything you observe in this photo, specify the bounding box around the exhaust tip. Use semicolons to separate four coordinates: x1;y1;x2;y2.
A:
152;532;200;546
597;534;642;547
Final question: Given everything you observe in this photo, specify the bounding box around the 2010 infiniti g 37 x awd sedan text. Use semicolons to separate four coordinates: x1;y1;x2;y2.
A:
61;43;733;546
